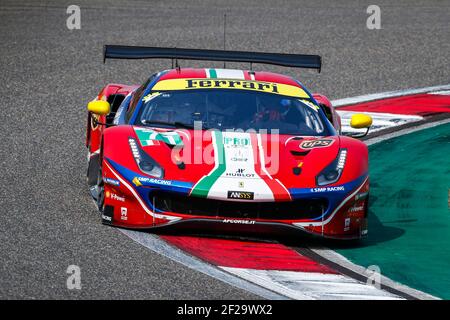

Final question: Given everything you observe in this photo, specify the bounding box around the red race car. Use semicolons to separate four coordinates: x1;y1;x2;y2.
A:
86;46;372;239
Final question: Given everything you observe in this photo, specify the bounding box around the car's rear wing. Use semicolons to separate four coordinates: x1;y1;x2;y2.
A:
103;45;322;72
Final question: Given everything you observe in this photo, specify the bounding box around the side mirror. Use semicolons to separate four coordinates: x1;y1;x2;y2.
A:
348;113;373;138
87;100;110;116
350;113;372;129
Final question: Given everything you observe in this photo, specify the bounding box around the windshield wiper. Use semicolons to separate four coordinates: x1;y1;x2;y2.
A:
141;120;192;129
141;120;209;130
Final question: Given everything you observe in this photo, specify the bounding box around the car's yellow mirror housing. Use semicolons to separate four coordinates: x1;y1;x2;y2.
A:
87;100;110;115
350;113;373;129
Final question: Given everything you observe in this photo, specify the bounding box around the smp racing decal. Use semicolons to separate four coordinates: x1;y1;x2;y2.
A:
132;176;172;187
227;191;255;200
300;139;334;149
151;79;309;98
311;186;345;193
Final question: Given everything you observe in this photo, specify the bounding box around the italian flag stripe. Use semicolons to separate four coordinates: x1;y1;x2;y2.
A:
190;131;225;197
206;68;245;80
209;69;218;78
250;133;291;201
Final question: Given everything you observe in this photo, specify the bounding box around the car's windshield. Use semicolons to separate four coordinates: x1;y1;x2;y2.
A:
136;89;331;136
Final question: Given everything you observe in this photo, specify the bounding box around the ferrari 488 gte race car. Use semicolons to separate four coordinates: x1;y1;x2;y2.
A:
86;46;372;239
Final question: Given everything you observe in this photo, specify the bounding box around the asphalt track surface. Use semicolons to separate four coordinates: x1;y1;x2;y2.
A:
0;0;449;299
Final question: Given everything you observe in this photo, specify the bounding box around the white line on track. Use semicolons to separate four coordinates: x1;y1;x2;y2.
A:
332;84;450;107
221;268;403;300
308;248;439;300
119;229;286;300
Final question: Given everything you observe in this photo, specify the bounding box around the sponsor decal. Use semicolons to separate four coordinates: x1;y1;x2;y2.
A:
132;176;172;187
229;148;248;162
230;156;248;162
101;206;114;223
347;204;365;218
142;91;161;103
311;186;345;193
238;181;244;188
132;177;143;187
348;205;365;213
223;219;256;225
106;191;125;202
344;218;351;231
138;177;172;186
186;79;279;93
120;207;128;221
227;191;254;200
300;139;334;149
151;79;309;98
102;214;112;222
226;168;255;178
104;177;120;186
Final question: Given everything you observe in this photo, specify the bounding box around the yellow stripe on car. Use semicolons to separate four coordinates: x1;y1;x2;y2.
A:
151;78;309;98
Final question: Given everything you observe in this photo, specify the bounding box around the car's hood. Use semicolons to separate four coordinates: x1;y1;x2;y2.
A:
133;127;340;200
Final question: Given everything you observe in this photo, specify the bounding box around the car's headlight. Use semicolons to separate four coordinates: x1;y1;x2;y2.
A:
316;149;347;186
128;137;164;178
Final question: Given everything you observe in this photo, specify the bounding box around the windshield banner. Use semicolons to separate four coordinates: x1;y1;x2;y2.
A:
151;79;309;98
